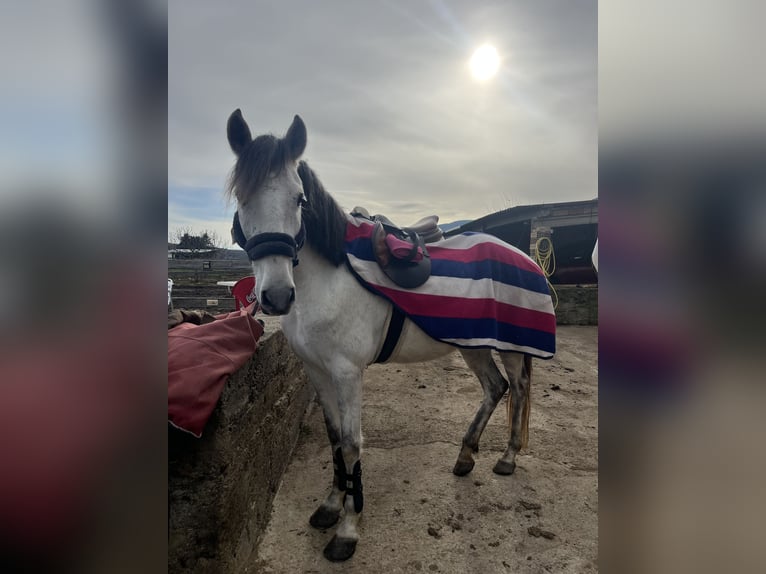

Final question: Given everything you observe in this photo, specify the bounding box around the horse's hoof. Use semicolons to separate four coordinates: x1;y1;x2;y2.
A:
323;535;357;562
309;506;340;529
452;459;475;476
492;460;516;475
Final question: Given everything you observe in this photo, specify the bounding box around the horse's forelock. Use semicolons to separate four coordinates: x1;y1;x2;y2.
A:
225;134;290;203
224;136;347;266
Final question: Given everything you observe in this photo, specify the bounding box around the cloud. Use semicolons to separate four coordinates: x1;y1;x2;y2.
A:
169;0;596;225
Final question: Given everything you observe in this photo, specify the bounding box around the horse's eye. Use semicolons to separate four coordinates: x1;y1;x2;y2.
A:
298;195;307;207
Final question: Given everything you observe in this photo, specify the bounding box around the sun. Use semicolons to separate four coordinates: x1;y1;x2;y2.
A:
469;44;500;82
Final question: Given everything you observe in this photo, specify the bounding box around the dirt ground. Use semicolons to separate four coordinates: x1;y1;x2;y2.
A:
251;325;597;573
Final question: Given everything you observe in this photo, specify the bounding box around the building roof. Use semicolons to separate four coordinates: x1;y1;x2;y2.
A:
446;198;598;236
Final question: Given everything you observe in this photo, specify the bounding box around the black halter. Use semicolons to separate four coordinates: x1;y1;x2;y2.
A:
231;212;306;267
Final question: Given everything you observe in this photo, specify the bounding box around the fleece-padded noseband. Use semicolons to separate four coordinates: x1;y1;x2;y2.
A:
232;211;306;266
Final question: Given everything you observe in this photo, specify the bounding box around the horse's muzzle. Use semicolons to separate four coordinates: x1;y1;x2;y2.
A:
260;287;296;315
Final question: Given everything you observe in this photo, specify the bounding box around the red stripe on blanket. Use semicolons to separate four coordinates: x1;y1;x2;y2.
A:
344;220;375;242
428;243;542;274
374;286;557;334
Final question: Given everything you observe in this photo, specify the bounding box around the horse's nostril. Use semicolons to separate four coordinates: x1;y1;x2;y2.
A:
260;288;293;312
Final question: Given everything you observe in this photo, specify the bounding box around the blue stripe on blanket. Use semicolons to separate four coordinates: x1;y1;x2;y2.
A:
346;237;375;261
408;315;556;354
430;259;551;295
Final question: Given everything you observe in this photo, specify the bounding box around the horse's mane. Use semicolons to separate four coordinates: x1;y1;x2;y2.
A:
297;161;347;266
225;136;347;266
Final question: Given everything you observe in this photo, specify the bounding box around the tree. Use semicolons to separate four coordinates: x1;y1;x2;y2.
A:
177;232;214;250
170;227;223;257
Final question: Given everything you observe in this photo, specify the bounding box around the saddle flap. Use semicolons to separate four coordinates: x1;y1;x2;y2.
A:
372;222;431;289
372;222;391;267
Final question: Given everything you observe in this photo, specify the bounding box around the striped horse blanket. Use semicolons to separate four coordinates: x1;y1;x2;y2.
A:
344;216;556;358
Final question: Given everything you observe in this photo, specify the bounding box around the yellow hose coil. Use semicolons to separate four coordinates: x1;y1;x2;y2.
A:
534;236;558;310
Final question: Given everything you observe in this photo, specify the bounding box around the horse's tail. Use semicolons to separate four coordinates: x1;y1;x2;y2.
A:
506;354;533;450
521;355;532;450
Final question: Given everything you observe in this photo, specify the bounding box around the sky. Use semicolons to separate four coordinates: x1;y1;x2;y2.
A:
169;0;597;246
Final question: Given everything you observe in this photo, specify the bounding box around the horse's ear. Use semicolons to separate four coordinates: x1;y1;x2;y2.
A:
227;108;252;156
284;115;307;160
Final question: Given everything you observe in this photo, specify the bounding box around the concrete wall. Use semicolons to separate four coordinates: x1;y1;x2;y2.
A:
555;285;598;325
168;330;312;574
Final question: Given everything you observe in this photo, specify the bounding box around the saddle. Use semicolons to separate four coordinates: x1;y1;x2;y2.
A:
351;207;444;289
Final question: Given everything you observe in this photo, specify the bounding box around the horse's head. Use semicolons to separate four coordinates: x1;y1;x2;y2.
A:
226;109;307;315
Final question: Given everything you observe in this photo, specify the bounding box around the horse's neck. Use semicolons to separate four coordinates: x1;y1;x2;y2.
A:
290;243;371;319
292;244;337;295
282;243;390;367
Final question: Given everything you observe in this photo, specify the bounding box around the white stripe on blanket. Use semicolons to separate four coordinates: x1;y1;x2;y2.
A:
346;253;552;313
440;337;554;357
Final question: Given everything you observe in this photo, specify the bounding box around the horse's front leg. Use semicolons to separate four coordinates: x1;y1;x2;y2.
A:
323;365;364;562
303;364;345;529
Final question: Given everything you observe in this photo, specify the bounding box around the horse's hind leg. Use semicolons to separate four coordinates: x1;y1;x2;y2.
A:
494;353;532;475
303;364;345;529
453;349;509;476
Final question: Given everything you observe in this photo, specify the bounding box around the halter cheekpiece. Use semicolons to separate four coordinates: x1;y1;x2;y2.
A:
232;211;306;266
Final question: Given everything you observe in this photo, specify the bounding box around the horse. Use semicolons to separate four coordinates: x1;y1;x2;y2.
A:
224;110;553;562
